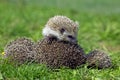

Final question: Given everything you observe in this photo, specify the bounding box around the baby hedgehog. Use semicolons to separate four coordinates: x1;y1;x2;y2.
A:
86;49;112;69
4;37;37;64
34;38;86;69
42;15;79;44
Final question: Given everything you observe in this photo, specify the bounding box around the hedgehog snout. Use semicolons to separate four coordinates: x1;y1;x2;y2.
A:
67;35;77;44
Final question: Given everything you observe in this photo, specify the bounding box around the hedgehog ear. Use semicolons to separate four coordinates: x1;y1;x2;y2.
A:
75;21;79;29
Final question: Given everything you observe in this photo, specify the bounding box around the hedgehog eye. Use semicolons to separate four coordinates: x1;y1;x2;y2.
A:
60;28;65;34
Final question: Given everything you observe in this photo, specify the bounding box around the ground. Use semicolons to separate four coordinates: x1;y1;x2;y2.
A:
0;0;120;80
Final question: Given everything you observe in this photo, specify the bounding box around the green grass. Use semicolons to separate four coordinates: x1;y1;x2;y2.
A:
0;0;120;80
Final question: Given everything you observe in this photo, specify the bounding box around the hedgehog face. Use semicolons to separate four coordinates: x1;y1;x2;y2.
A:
58;27;78;43
42;15;79;43
42;25;78;43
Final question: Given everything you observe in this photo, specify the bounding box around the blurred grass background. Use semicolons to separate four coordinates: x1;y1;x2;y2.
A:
0;0;120;79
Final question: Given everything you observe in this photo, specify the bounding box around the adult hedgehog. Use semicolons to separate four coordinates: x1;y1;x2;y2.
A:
4;37;37;64
34;39;86;69
86;49;112;69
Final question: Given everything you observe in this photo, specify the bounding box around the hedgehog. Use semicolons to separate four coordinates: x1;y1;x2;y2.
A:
4;37;37;64
34;38;86;69
42;15;79;44
86;49;112;69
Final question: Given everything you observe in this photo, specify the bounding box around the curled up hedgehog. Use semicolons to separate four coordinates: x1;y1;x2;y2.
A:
34;38;86;69
3;37;37;64
3;15;112;69
86;49;112;69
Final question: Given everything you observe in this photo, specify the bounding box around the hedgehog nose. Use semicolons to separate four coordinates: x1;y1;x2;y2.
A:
68;35;77;44
71;39;77;44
